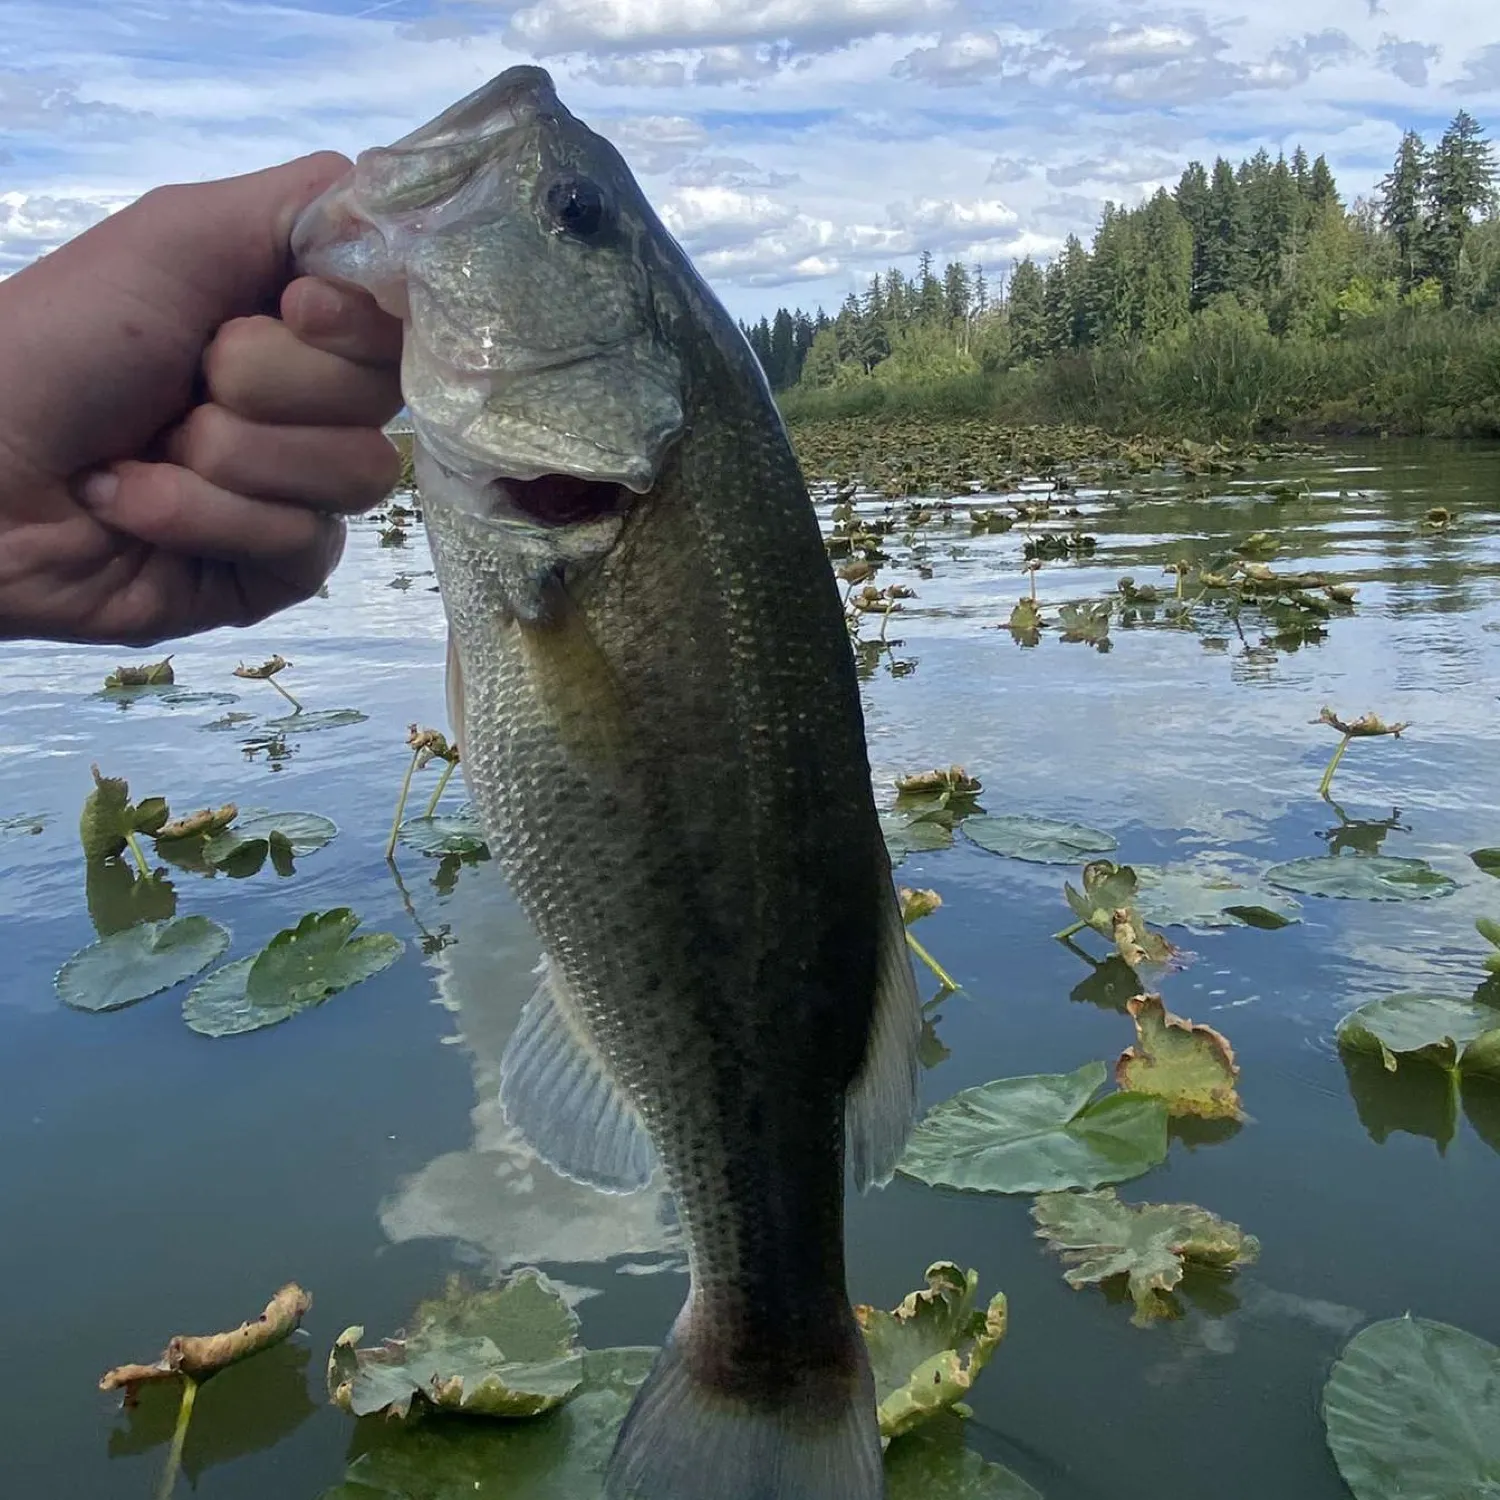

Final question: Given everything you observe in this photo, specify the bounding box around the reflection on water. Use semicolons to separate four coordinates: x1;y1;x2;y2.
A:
1;438;1499;1498
378;875;683;1290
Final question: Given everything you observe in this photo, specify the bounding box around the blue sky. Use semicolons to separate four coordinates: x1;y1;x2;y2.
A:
1;0;1497;320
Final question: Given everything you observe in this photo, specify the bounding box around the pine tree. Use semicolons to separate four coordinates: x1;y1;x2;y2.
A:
1174;161;1213;309
1306;154;1340;212
1200;157;1248;302
1425;110;1498;306
972;264;989;316
1379;130;1429;295
916;250;945;324
768;308;796;390
943;260;972;325
1138;189;1193;340
1006;257;1047;360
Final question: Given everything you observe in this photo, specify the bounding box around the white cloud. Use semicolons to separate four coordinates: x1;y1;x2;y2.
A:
0;191;124;275
507;0;952;56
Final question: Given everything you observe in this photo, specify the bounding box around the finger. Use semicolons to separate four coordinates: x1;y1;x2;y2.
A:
282;277;405;367
163;404;399;513
76;460;347;574
205;314;403;427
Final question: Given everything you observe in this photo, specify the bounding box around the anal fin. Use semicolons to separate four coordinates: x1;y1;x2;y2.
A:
846;881;923;1192
499;960;657;1194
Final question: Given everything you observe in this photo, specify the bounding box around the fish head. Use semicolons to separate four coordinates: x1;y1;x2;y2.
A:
292;66;686;567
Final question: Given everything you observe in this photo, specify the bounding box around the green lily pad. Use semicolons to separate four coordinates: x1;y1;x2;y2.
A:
183;910;403;1037
328;1272;585;1421
318;1346;658;1499
1472;849;1500;879
247;909;403;1009
203;812;337;872
265;708;368;733
856;1263;1006;1441
1032;1187;1260;1327
1336;994;1500;1080
79;766;168;861
55;916;231;1013
1322;1315;1500;1500
398;814;489;858
886;1414;1042;1500
1133;864;1300;931
898;1061;1169;1195
882;812;955;862
1265;855;1457;902
963;815;1116;865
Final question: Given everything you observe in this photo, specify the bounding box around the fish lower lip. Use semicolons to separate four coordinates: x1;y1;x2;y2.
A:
498;474;632;527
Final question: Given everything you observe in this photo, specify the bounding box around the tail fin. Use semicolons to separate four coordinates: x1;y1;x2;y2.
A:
605;1319;884;1500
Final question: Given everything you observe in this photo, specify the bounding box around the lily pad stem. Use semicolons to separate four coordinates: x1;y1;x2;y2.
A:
387;748;420;861
155;1375;198;1500
266;677;303;713
124;831;153;878
423;759;457;819
1318;734;1353;799
905;931;958;992
1052;919;1088;942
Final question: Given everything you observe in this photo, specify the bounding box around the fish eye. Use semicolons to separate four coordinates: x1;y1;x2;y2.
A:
545;174;607;238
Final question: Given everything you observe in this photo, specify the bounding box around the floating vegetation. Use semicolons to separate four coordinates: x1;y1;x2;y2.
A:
789;415;1301;500
79;764;168;874
0;811;47;838
320;1266;1025;1498
1265;854;1457;902
1056;599;1111;651
327;1271;584;1421
1322;1316;1500;1500
963;814;1117;866
1132;862;1299;931
103;656;174;689
1336;994;1500;1080
100;1283;311;1500
1057;860;1175;971
182;909;403;1038
1115;996;1245;1121
897;1061;1169;1195
389;725;463;859
233;654;301;711
55;916;230;1013
854;1262;1007;1441
1031;1188;1259;1327
1313;707;1410;798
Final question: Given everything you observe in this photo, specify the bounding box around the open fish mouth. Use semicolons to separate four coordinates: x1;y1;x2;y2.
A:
498;473;633;528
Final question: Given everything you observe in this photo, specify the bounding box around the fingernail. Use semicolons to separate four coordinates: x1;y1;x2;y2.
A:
78;470;120;508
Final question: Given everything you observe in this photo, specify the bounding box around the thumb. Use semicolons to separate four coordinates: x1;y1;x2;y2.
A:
120;152;359;332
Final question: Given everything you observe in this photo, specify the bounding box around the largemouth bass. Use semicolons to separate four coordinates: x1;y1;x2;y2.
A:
292;66;921;1500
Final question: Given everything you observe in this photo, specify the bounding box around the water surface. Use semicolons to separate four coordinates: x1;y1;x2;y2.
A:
2;437;1498;1498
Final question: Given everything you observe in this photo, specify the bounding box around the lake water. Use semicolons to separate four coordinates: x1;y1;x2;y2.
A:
2;437;1498;1499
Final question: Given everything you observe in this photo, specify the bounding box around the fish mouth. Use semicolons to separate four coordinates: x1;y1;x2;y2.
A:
499;473;633;528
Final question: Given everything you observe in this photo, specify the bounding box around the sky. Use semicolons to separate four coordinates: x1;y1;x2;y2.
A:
1;0;1496;322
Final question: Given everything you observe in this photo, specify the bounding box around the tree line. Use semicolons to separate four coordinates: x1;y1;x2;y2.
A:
740;111;1499;403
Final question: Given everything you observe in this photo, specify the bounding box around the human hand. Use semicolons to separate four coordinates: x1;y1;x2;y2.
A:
0;152;404;646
